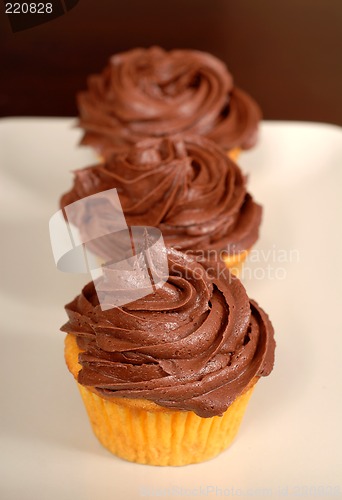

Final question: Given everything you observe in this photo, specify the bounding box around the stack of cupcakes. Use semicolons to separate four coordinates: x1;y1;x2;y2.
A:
60;47;275;466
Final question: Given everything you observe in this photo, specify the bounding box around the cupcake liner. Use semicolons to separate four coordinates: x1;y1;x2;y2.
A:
65;334;257;466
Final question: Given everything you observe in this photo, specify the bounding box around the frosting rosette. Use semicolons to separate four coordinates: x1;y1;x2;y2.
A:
60;135;262;258
77;46;261;155
61;249;275;418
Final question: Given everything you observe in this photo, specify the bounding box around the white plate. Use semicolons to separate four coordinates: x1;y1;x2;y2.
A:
1;118;341;500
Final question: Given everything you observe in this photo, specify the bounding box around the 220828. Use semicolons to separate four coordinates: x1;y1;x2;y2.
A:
5;3;53;14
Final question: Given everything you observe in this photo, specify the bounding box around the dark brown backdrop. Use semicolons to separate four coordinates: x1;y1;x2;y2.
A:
1;0;342;125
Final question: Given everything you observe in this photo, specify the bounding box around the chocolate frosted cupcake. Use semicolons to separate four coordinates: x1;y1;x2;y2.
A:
60;135;262;271
77;46;261;160
62;248;275;466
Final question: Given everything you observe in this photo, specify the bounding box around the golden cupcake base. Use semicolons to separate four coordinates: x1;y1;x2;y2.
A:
65;334;257;466
223;249;249;277
227;147;241;162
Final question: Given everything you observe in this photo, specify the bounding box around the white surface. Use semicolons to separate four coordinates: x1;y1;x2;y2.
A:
1;118;342;500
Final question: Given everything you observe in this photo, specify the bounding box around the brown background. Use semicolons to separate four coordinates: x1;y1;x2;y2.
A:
1;0;342;125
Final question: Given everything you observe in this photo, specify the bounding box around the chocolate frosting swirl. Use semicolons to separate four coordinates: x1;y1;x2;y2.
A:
60;135;262;257
77;47;261;154
61;249;275;418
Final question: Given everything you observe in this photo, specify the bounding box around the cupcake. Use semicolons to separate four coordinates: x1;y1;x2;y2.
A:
77;46;261;161
60;135;262;273
62;248;275;466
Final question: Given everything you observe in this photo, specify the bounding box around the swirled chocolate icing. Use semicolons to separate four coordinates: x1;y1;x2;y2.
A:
61;249;275;418
60;135;262;257
77;47;261;155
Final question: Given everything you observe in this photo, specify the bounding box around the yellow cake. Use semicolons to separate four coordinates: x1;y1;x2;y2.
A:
61;249;275;466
